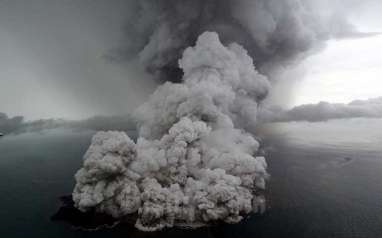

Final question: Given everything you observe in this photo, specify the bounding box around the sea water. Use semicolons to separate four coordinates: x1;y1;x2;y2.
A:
1;119;382;238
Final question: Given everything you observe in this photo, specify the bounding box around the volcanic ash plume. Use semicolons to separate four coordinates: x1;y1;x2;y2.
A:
115;0;355;82
72;32;270;231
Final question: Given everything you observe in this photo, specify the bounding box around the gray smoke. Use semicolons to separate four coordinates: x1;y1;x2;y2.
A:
109;0;360;82
260;97;382;122
70;1;371;231
0;0;372;119
73;32;269;231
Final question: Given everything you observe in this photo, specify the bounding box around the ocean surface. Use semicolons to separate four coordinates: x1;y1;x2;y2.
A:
1;118;382;238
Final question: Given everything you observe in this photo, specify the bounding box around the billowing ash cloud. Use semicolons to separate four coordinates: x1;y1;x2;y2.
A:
0;113;24;134
109;0;357;82
73;32;269;231
260;97;382;122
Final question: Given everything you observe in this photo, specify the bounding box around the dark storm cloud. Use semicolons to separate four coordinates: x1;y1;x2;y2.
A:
108;0;364;82
260;97;382;122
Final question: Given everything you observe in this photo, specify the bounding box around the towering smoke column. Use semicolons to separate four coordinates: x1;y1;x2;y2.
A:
73;32;270;231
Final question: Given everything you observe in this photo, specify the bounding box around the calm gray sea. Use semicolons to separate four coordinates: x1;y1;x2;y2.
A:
1;118;382;238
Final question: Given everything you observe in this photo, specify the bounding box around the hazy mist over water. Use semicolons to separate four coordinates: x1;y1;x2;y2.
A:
260;118;382;152
1;119;382;237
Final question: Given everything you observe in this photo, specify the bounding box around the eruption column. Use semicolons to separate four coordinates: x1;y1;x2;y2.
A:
73;32;270;231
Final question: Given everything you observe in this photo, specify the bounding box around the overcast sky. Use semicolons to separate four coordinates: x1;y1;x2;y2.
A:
290;35;382;107
291;0;382;106
265;0;382;108
0;0;156;120
0;0;381;120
